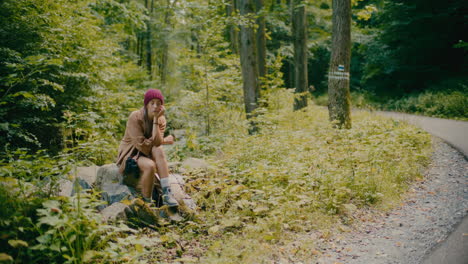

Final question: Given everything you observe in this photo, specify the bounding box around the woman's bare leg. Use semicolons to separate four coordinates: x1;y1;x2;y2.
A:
151;146;169;178
137;156;156;200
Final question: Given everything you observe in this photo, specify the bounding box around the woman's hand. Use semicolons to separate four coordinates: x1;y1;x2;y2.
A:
156;105;165;118
153;106;165;123
163;135;175;145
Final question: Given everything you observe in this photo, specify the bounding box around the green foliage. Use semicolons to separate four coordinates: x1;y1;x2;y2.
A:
314;84;468;120
31;193;147;264
154;89;432;262
0;0;145;159
0;182;43;264
0;0;449;262
384;86;468;120
360;0;467;96
162;1;246;160
0;181;156;264
0;148;71;183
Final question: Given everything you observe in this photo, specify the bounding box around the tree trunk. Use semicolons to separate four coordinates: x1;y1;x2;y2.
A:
160;43;168;84
137;33;144;66
255;0;266;79
145;0;153;79
226;0;239;54
328;0;351;128
239;0;260;134
160;0;176;85
292;0;308;110
146;25;152;79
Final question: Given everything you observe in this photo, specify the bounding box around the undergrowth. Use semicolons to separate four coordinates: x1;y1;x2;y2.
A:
155;89;432;263
314;86;468;120
0;151;157;264
1;89;433;263
384;89;468;120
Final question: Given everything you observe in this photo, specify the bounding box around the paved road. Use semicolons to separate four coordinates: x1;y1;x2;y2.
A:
377;111;468;264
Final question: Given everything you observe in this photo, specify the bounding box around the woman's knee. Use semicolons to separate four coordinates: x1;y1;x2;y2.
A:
152;146;166;160
139;158;156;172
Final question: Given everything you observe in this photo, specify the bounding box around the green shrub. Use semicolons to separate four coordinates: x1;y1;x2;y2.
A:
314;85;467;120
0;183;156;264
387;88;468;120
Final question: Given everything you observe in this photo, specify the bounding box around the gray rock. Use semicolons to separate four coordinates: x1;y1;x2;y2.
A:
95;164;122;189
58;179;74;197
101;183;135;205
76;165;99;186
75;177;92;191
171;173;186;185
101;202;132;222
57;177;92;197
168;173;197;210
181;198;197;210
182;158;208;170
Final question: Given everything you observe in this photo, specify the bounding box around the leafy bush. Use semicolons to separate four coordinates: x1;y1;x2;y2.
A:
0;182;157;264
0;0;146;158
314;85;467;120
31;193;149;264
0;182;43;264
0;145;161;264
385;88;468;120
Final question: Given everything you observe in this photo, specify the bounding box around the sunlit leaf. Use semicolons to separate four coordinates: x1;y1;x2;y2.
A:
8;240;28;248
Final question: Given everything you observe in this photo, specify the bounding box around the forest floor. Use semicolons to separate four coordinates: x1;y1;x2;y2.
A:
146;108;466;264
314;138;467;264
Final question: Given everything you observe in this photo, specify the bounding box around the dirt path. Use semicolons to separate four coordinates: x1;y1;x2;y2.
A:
315;112;468;264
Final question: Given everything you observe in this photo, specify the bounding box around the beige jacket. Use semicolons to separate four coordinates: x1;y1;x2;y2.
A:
116;108;166;174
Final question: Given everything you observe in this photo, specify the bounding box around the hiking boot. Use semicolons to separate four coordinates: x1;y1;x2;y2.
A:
162;187;179;207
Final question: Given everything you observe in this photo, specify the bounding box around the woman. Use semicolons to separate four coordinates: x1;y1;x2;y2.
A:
116;89;178;207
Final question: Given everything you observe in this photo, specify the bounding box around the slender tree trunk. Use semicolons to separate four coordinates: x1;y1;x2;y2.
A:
239;0;260;134
136;34;140;65
255;0;266;79
146;25;152;79
204;61;210;135
145;0;152;78
160;0;177;85
292;0;308;110
137;33;144;66
328;0;351;128
288;60;294;88
226;0;239;54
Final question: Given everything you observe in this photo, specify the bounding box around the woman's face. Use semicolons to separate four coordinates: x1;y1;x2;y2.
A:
146;98;162;117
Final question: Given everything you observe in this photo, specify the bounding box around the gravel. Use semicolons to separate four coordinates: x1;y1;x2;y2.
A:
316;138;468;264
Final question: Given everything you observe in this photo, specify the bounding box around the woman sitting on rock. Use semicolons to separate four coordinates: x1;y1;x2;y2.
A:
116;89;178;207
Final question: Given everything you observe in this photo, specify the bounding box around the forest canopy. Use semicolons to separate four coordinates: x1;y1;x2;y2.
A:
0;0;466;157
